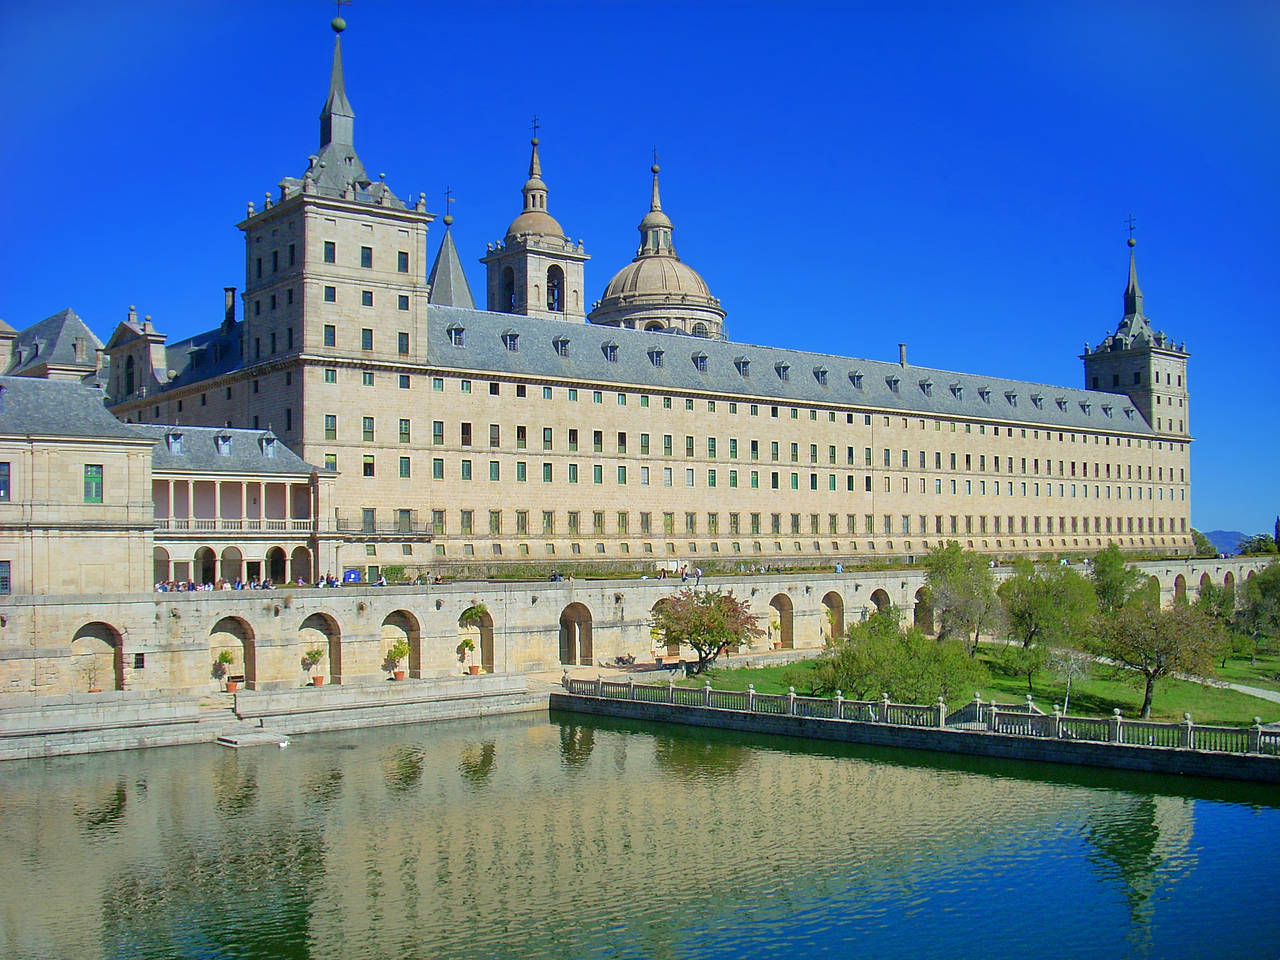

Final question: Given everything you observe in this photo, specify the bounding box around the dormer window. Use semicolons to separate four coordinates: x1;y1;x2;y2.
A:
1005;391;1017;405
447;325;465;347
1056;397;1068;410
1102;404;1113;417
261;433;277;458
979;387;991;403
602;342;618;363
215;433;233;457
849;370;864;388
553;337;570;357
692;352;708;372
735;357;751;377
886;375;900;392
1031;393;1043;409
950;383;963;399
648;348;664;368
502;330;519;352
1124;407;1135;419
775;362;790;382
1080;401;1092;414
813;367;828;386
919;379;933;397
166;431;183;455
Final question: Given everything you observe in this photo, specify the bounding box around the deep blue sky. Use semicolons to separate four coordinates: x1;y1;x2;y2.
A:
2;1;1276;534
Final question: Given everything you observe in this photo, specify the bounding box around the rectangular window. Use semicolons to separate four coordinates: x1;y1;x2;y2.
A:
361;290;374;307
641;433;650;455
543;428;553;451
399;374;410;389
83;464;103;503
568;464;579;483
461;460;473;481
399;456;411;478
0;560;8;595
516;461;527;482
362;455;375;477
617;465;627;484
362;417;375;442
490;461;500;481
543;511;555;534
324;414;337;440
397;250;409;272
461;422;472;446
361;245;373;268
362;371;374;387
516;511;529;534
361;328;373;350
593;464;603;484
432;458;444;479
399;419;411;443
432;420;444;444
323;240;336;263
460;511;474;535
542;463;552;482
323;285;336;303
490;424;501;447
0;462;9;501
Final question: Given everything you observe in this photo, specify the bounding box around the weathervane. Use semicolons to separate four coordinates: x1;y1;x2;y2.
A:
443;186;455;226
531;115;540;140
1124;214;1137;239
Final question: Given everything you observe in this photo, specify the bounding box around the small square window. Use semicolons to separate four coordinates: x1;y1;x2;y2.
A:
323;285;336;302
397;250;409;272
398;295;409;311
399;375;410;389
323;240;336;263
360;245;373;268
361;290;373;307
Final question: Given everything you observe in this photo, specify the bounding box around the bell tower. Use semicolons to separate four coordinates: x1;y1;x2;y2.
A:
1082;238;1189;438
480;133;589;321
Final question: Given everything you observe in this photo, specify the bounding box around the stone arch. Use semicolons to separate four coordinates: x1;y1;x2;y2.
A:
210;616;256;689
913;587;934;634
71;622;124;692
1224;570;1236;596
1173;573;1187;603
869;588;891;614
153;546;170;585
382;610;421;678
459;605;495;674
769;593;793;650
559;602;593;666
644;321;664;331
299;612;341;684
266;547;287;583
1199;572;1212;597
290;546;311;584
194;546;216;585
820;591;844;643
501;266;516;312
546;265;565;312
220;546;242;582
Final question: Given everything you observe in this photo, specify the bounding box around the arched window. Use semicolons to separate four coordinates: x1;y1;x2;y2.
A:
125;355;135;395
547;265;565;312
692;322;708;338
501;266;516;313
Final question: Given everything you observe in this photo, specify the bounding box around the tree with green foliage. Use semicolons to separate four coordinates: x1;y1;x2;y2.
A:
1092;601;1227;718
1239;534;1278;556
806;606;986;702
923;541;1000;655
1190;529;1215;558
1236;562;1280;659
650;588;763;675
1090;543;1149;615
997;559;1097;691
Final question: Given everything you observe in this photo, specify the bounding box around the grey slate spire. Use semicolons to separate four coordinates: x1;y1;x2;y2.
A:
319;33;355;148
1123;241;1144;319
307;19;370;196
428;227;475;309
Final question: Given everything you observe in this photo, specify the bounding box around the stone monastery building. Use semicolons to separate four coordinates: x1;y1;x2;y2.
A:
17;19;1192;588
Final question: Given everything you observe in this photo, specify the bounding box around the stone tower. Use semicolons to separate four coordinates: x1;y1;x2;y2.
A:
480;137;589;321
588;162;726;338
1082;240;1189;438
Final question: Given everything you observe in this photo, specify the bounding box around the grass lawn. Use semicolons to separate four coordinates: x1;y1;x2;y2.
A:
1213;653;1280;694
674;650;1279;727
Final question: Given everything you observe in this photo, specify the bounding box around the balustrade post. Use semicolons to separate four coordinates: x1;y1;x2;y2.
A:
746;683;755;713
595;674;603;698
1248;717;1263;754
560;670;570;690
704;680;712;707
1180;713;1193;749
1052;704;1062;739
627;677;635;701
881;693;892;724
1109;708;1123;744
987;704;999;732
667;673;676;703
834;690;844;721
787;686;796;716
936;697;947;728
974;692;983;725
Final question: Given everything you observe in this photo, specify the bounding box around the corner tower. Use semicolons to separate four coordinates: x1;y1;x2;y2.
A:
588;161;726;338
1082;239;1189;438
480;136;589;321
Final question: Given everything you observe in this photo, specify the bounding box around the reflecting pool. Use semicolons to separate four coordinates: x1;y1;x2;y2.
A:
2;710;1277;959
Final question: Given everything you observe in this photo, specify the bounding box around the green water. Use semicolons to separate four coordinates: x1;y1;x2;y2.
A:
1;710;1277;959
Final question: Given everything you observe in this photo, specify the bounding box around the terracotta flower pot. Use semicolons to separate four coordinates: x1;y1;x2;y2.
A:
468;664;481;675
226;680;240;693
393;670;406;681
312;675;325;686
772;642;782;650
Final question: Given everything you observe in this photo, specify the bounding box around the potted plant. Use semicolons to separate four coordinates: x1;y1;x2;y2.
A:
457;636;477;675
82;657;102;694
385;638;410;681
302;647;325;686
213;649;237;691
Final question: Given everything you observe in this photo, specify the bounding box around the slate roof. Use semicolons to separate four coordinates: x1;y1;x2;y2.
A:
0;376;146;440
424;305;1156;435
162;322;245;390
3;308;103;377
427;229;475;308
135;424;327;476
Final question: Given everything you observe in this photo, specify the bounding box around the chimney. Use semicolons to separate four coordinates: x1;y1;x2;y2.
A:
94;347;104;372
898;343;908;367
223;287;236;331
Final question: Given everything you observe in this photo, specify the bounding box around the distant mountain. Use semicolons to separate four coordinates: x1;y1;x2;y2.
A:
1204;530;1246;556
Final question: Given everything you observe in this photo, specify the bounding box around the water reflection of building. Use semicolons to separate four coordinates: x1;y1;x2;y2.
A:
0;714;1230;959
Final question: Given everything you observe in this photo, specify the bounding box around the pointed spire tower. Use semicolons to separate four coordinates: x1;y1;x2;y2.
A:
588;158;726;339
428;197;476;309
481;128;589;320
1082;235;1190;439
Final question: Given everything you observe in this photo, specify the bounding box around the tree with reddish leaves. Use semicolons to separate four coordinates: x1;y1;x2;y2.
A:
650;588;764;675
